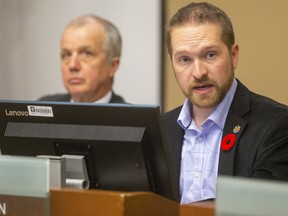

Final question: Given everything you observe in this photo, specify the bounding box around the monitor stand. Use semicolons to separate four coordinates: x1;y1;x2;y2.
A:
37;155;89;189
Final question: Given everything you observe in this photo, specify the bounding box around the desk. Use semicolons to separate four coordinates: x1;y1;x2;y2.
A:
50;188;179;216
50;189;215;216
181;200;215;216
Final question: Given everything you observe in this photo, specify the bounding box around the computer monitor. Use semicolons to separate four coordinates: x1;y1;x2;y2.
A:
0;100;177;201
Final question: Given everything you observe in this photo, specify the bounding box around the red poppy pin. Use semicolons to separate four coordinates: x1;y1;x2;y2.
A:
221;133;236;151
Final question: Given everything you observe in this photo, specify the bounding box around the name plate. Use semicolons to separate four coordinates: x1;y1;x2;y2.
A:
0;195;48;216
0;156;50;216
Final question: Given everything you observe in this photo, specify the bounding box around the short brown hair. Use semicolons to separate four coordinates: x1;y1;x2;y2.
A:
166;2;235;55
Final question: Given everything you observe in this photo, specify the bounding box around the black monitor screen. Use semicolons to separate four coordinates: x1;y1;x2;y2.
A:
0;100;177;201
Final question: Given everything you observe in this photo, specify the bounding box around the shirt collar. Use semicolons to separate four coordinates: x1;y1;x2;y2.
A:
177;78;238;130
94;90;112;103
71;90;112;103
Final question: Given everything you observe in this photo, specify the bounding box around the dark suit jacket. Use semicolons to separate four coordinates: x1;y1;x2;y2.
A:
38;91;126;103
163;80;288;201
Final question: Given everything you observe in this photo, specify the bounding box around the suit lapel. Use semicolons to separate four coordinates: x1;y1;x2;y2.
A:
167;122;184;201
218;112;247;175
218;80;250;175
163;107;183;201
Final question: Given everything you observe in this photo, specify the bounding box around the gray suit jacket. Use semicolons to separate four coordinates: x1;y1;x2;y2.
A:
38;91;126;103
163;80;288;201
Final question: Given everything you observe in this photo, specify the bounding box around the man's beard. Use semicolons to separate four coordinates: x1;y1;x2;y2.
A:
186;75;234;109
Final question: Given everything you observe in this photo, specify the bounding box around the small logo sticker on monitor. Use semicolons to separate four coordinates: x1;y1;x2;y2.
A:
28;106;54;117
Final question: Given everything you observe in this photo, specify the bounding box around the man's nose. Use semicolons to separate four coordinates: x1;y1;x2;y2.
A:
69;54;80;71
192;60;208;80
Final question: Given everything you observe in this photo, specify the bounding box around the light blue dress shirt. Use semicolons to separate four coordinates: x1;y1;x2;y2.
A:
177;78;237;204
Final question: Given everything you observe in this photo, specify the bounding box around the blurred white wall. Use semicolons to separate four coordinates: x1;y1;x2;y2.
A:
0;0;162;105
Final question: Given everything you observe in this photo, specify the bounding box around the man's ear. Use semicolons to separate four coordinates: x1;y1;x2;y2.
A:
109;57;120;77
231;44;239;69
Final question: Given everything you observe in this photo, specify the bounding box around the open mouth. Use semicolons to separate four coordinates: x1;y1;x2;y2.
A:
194;84;213;91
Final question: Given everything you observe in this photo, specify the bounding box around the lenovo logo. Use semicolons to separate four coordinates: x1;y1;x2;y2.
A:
5;109;29;117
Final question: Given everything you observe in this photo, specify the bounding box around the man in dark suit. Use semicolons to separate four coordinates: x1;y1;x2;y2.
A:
163;2;288;204
39;91;125;103
39;15;125;103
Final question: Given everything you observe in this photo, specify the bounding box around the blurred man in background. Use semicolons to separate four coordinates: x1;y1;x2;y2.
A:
39;14;125;103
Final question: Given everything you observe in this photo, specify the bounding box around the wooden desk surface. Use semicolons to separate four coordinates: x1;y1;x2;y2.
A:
180;200;215;216
50;188;215;216
50;188;179;216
